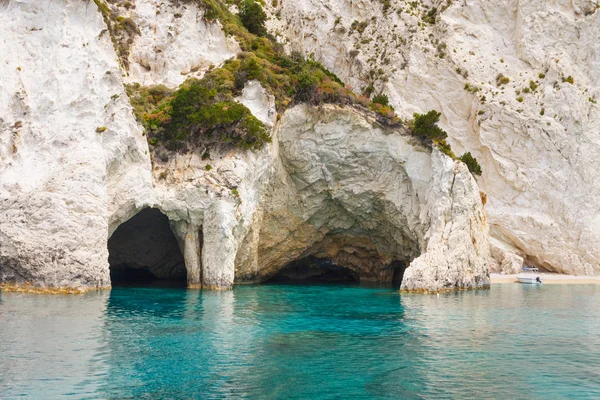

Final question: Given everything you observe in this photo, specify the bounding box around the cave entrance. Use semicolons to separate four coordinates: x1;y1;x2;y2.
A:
108;208;187;288
391;260;408;290
266;256;360;284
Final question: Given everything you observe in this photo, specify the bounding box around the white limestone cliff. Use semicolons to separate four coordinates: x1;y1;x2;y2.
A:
235;105;491;292
124;0;240;87
0;0;501;293
0;0;153;289
267;0;600;275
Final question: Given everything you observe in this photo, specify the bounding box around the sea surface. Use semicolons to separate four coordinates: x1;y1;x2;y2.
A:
1;283;599;399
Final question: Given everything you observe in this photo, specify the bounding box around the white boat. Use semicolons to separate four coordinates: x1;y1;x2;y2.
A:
517;274;542;284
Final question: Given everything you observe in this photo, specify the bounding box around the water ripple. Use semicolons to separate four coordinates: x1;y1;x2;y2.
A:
0;284;599;399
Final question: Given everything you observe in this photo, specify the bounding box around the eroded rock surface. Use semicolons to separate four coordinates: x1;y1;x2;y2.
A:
235;105;491;291
125;0;239;87
2;0;491;292
267;0;600;275
0;0;152;289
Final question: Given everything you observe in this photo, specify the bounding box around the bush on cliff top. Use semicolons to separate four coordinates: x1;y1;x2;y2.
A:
459;152;483;176
128;0;404;151
411;110;447;141
239;0;267;36
409;110;483;177
166;78;270;150
372;94;390;107
128;71;270;151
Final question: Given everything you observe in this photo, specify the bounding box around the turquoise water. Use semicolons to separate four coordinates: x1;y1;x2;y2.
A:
1;284;599;399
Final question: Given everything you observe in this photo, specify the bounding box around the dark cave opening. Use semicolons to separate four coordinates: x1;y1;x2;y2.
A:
391;260;408;290
266;256;360;284
108;208;187;288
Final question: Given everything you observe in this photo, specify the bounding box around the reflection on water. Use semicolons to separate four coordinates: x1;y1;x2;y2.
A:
0;284;599;398
0;292;110;398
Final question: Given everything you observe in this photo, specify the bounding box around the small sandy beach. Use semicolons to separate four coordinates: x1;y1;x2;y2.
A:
491;273;600;284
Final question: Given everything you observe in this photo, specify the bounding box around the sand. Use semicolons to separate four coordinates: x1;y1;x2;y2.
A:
490;273;600;285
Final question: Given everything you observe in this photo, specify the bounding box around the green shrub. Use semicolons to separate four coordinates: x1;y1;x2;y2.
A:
379;0;391;12
562;75;574;84
436;139;455;158
293;70;320;102
529;80;539;91
134;75;270;151
459;152;482;175
464;83;480;93
411;110;447;141
372;93;390;107
164;79;270;149
496;73;510;86
239;0;267;36
351;20;369;33
126;83;173;120
422;7;437;24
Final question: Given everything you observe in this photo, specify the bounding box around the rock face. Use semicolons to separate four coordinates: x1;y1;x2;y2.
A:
124;0;239;87
267;0;600;275
1;0;491;292
236;105;491;291
0;0;153;289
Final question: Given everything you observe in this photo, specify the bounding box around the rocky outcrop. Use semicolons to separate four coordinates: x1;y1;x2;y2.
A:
236;105;491;291
0;0;153;289
1;0;491;293
124;0;239;87
267;0;600;275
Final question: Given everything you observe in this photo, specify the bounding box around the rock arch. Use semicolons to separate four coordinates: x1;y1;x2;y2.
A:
233;105;491;292
107;208;188;287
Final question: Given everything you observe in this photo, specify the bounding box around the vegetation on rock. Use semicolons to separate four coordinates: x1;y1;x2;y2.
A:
372;93;390;107
127;0;402;152
410;110;483;177
422;7;437;24
411;110;447;141
459;152;483;176
496;73;510;86
119;1;481;176
239;0;267;36
562;75;574;84
529;80;539;91
127;73;270;151
93;0;140;68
